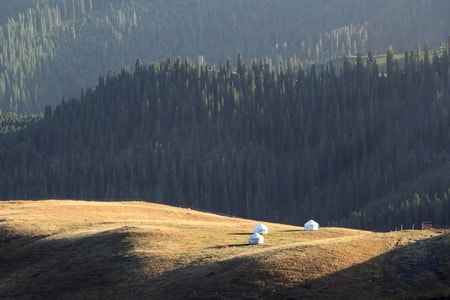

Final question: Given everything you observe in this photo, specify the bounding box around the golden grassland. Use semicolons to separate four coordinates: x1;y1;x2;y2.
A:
1;200;449;299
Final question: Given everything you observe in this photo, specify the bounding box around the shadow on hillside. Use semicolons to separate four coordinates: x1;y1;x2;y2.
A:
280;232;450;299
0;226;142;299
298;233;450;299
2;225;449;299
133;251;268;299
134;232;450;299
208;243;250;249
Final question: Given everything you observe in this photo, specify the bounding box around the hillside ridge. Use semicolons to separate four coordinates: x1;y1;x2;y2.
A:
1;0;450;113
1;200;449;299
1;45;449;230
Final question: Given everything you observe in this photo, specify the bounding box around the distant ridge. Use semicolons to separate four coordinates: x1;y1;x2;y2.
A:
0;0;449;113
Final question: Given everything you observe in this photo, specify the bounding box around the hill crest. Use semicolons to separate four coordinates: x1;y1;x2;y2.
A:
1;200;449;299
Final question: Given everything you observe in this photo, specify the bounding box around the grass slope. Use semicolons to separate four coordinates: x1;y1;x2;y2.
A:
1;200;449;299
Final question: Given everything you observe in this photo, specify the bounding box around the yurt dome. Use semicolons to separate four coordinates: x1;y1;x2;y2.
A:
248;232;264;245
304;219;319;231
253;224;269;235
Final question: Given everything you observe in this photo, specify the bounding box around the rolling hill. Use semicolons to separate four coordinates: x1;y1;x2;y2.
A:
1;200;449;299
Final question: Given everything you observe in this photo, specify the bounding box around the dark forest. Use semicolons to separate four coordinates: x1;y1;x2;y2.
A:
1;43;449;231
1;0;449;113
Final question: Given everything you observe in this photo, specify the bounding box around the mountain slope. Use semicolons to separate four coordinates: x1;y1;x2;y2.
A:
0;200;449;299
0;0;449;113
1;46;450;230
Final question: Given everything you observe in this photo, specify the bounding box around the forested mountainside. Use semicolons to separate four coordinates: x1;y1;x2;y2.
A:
0;0;449;113
1;44;449;231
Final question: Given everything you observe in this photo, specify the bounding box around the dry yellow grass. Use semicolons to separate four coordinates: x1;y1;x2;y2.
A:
1;200;449;299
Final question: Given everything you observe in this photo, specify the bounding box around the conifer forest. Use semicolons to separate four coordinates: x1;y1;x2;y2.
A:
1;0;450;231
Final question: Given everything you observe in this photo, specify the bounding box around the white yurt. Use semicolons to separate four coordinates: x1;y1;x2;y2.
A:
253;223;269;235
304;219;319;231
248;232;264;245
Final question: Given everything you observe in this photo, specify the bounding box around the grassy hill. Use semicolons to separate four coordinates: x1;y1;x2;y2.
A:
1;200;449;299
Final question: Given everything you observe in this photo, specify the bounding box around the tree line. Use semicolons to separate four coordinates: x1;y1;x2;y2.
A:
0;43;449;231
1;0;450;113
